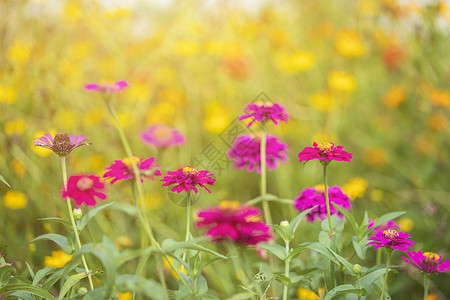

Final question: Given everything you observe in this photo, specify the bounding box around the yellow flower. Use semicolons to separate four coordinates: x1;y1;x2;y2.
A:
4;119;26;136
358;0;379;16
428;114;447;132
44;250;72;268
175;40;199;56
274;51;315;75
116;292;133;300
27;232;36;252
31;130;55;157
163;257;187;279
64;1;82;22
106;8;131;19
328;71;356;92
309;92;335;111
159;88;186;106
219;200;241;210
114;236;133;251
55;110;78;129
370;189;383;202
398;218;414;232
296;287;320;300
363;147;388;165
128;82;152;102
0;84;17;104
8;40;32;64
11;159;26;178
155;66;177;85
430;89;450;107
335;30;367;57
3;191;27;209
203;102;232;133
425;293;439;300
342;178;368;200
384;86;407;107
145;103;175;125
85;107;106;127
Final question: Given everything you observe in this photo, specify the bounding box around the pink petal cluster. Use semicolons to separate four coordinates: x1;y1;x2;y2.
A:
293;186;351;222
368;219;400;232
402;251;450;274
161;166;215;194
227;134;287;173
34;132;90;157
140;124;186;149
196;204;272;245
103;156;162;184
84;81;128;93
366;229;415;251
239;102;289;127
298;142;352;163
62;174;107;206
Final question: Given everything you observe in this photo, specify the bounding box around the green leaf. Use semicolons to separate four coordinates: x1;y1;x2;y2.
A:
324;284;365;300
115;246;157;268
287;245;309;260
258;244;286;260
0;174;10;188
319;231;332;247
372;211;406;229
271;225;290;244
29;233;73;255
195;275;208;295
38;217;72;231
325;247;356;276
0;284;56;300
274;274;290;284
59;272;89;299
332;204;358;235
360;268;391;290
289;206;316;237
78;202;115;232
161;239;227;259
82;288;107;300
197;295;220;300
304;242;338;263
0;263;15;286
352;239;367;260
32;266;55;286
199;257;227;274
115;274;164;299
25;262;34;279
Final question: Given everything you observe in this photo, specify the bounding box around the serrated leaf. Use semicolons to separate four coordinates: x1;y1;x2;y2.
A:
29;233;73;255
59;272;88;299
324;284;365;300
78;202;115;232
258;244;286;260
0;284;56;300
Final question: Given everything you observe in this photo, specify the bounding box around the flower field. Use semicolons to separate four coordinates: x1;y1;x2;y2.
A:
0;0;449;299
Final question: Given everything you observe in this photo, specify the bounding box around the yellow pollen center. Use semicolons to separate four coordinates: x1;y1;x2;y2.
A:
383;229;399;239
219;200;241;210
122;156;141;167
314;184;325;192
76;177;93;191
317;142;333;151
183;166;198;176
154;126;172;139
423;252;440;261
254;100;271;106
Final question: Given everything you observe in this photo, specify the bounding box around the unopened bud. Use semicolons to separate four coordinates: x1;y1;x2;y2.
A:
73;208;83;220
353;264;362;274
280;220;289;229
78;287;88;295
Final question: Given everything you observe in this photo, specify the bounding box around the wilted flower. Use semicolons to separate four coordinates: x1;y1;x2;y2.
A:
239;102;289;127
140;124;186;148
196;201;272;245
298;142;353;164
366;229;414;251
227;134;287;173
293;185;351;222
103;156;161;184
161;166;215;193
402;251;450;274
84;80;128;93
34;132;91;157
62;174;107;206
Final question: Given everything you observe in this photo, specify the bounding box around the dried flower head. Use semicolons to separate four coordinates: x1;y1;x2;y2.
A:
34;132;91;157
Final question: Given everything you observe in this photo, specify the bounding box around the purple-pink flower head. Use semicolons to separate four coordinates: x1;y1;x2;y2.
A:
34;132;91;157
84;80;128;93
238;101;289;128
402;251;450;274
161;166;215;194
227;133;287;174
196;201;272;245
103;156;162;184
368;219;400;232
62;174;107;206
293;185;351;222
298;142;353;164
366;229;415;252
140;124;186;149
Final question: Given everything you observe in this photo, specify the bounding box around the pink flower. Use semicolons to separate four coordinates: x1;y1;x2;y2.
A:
84;81;128;93
368;219;400;232
402;251;450;274
161;166;215;194
239;102;289;127
140;124;186;149
293;185;352;222
196;202;272;245
103;156;162;184
227;133;287;173
62;174;107;206
366;229;415;252
298;142;353;163
34;132;91;157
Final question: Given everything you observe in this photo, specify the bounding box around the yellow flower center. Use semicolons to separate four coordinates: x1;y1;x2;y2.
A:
76;177;93;191
219;200;241;210
383;229;399;239
122;156;141;167
314;184;325;192
254;100;272;106
154;126;172;139
183;166;198;176
317;142;333;151
423;252;440;261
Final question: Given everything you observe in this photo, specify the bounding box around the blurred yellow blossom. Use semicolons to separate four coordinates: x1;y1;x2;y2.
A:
116;292;133;300
0;84;17;104
106;8;131;19
32;130;55;157
145;103;175;125
430;89;450;107
312;132;337;144
64;1;83;22
142;193;163;211
85;107;106;127
8;40;32;64
159;88;186;106
4;119;26;136
203;102;232;133
296;287;320;300
425;293;439;300
335;30;367;57
384;86;407;107
363;147;388;165
68;41;93;60
89;154;106;174
358;0;379;16
219;200;241;210
155;66;177;86
274;51;315;74
428;114;447;132
43;250;72;268
328;71;357;92
27;232;35;252
114;236;133;251
129;82;152;102
370;189;384;202
11;159;26;178
398;218;414;232
309;92;335;111
342;177;368;200
55;110;78;129
175;40;199;56
163;256;186;279
3;191;27;209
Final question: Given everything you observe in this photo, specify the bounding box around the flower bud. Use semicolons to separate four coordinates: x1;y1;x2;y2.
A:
73;208;83;220
280;220;289;229
353;263;362;274
78;287;88;295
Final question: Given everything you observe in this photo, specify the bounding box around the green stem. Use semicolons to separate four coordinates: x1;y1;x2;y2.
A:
282;241;290;300
181;191;191;273
423;275;429;300
260;130;272;225
380;249;392;300
60;157;94;290
323;164;333;235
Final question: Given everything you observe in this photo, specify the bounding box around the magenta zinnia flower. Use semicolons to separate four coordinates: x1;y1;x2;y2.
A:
402;251;450;274
84;80;128;93
293;185;352;222
366;229;415;251
227;133;287;173
62;174;107;206
34;132;91;157
298;142;353;163
140;124;186;149
103;156;162;184
161;166;215;193
239;102;289;127
196;201;272;245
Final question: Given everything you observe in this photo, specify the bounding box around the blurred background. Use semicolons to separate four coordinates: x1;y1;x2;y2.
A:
0;0;449;298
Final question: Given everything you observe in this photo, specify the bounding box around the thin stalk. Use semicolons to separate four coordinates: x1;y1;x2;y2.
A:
423;275;429;300
323;164;333;235
282;241;290;300
181;191;191;273
260;130;272;225
60;157;94;290
380;249;392;300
